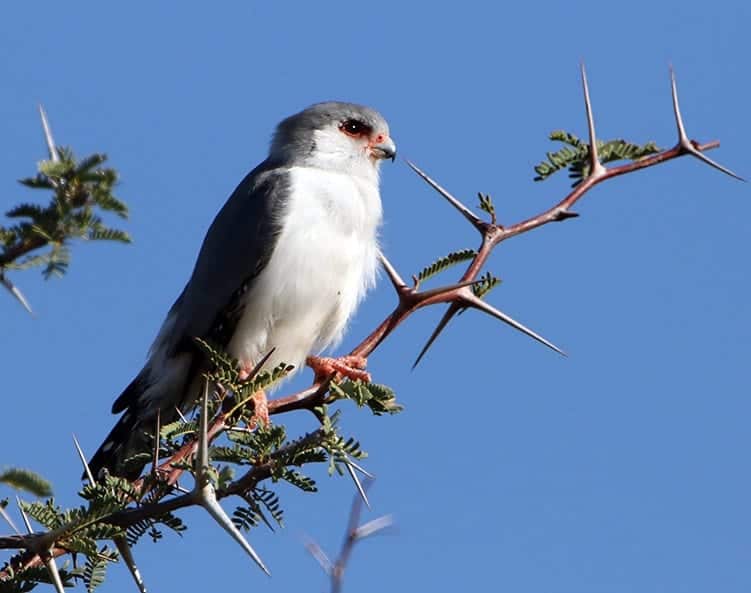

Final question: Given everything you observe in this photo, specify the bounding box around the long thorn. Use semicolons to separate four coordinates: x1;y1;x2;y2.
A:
344;462;370;509
197;380;210;471
462;292;566;355
0;505;20;535
345;458;375;480
688;146;745;180
412;303;462;369
406;160;486;232
670;67;744;181
201;486;271;575
72;434;95;484
151;410;161;477
43;554;66;593
379;253;406;291
194;382;270;575
38;105;60;163
244;348;277;382
16;497;32;534
670;66;689;145
174;407;189;424
580;63;605;178
0;273;34;315
114;536;148;593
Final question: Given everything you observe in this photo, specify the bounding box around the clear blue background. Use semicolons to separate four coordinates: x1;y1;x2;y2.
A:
2;2;749;592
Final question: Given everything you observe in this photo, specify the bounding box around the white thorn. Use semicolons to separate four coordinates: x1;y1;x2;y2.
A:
73;434;95;484
114;535;147;593
462;291;566;356
196;380;210;472
0;274;34;315
194;381;270;576
378;253;406;291
669;67;744;181
353;514;394;540
580;63;606;178
38;105;60;163
16;497;33;534
174;406;189;424
670;66;690;145
0;505;20;535
200;485;271;576
44;553;66;593
406;160;485;231
345;458;375;480
344;461;370;509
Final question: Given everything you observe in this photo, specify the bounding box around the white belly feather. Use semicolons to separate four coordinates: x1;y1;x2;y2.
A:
226;165;382;374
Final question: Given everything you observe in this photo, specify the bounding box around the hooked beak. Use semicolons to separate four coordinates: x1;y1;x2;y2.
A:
369;136;397;162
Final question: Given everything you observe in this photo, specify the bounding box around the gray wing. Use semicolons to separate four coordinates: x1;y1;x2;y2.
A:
161;161;291;354
111;160;290;413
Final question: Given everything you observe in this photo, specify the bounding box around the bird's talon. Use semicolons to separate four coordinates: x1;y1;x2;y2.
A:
306;355;371;383
248;390;269;429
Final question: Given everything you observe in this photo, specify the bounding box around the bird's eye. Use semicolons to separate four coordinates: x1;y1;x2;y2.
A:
339;119;372;138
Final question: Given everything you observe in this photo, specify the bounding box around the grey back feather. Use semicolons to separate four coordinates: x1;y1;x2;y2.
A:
164;162;290;355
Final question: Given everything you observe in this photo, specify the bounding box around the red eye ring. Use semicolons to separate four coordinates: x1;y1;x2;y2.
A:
339;119;372;138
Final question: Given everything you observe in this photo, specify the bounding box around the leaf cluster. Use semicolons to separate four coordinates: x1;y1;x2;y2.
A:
0;148;130;279
533;130;661;185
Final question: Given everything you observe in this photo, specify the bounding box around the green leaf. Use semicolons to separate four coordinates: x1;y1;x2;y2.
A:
533;129;661;185
279;469;317;492
5;204;47;220
87;227;131;243
416;248;477;283
82;553;108;593
472;271;501;299
477;192;496;223
0;468;53;496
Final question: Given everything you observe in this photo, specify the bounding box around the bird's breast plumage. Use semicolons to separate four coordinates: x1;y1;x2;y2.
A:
226;165;382;373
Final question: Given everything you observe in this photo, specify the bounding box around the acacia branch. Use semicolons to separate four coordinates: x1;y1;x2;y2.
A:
267;66;740;416
1;66;742;589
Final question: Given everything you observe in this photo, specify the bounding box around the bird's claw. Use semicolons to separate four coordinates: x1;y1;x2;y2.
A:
248;390;269;429
306;355;371;383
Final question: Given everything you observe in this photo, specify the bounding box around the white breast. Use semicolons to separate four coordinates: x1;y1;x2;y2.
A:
227;165;382;374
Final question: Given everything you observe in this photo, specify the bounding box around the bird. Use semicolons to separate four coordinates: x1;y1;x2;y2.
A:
88;102;396;478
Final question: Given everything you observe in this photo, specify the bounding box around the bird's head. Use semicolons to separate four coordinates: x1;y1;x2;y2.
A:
270;102;396;179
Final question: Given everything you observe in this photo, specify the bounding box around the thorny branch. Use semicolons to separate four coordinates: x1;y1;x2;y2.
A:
267;65;741;415
303;480;393;593
0;66;743;589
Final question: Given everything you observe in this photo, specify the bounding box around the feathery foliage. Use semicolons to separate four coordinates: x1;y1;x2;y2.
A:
416;249;476;283
0;470;52;498
1;148;130;282
533;130;661;185
2;67;738;591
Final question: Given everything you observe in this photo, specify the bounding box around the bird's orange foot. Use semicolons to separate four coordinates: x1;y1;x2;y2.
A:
247;390;269;429
237;361;270;429
306;355;371;383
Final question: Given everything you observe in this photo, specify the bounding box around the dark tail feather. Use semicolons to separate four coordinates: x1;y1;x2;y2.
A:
87;409;150;480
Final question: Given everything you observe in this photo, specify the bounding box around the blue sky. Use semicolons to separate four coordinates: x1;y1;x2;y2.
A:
2;2;749;592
